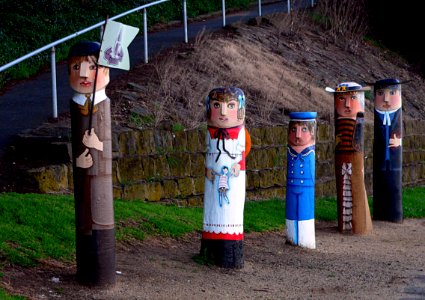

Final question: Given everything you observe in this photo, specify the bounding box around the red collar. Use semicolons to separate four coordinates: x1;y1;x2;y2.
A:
208;125;243;139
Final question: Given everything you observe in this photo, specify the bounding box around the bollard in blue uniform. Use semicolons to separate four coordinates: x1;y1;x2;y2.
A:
285;112;317;249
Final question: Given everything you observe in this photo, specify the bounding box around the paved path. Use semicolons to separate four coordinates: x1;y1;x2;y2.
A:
0;1;317;157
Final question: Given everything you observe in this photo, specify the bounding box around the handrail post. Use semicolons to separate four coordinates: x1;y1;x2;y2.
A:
222;0;226;27
258;0;262;16
50;47;58;119
183;0;188;43
287;0;291;14
143;8;148;63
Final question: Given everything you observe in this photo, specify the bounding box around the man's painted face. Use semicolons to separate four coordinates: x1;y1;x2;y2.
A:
335;92;363;119
208;100;243;128
288;123;313;147
374;87;401;111
69;58;110;94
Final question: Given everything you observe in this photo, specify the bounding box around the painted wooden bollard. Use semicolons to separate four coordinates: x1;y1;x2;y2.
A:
373;78;404;223
326;82;372;234
285;112;317;249
200;87;251;268
68;41;115;285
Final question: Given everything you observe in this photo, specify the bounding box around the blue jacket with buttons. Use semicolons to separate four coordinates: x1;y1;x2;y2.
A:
287;145;315;187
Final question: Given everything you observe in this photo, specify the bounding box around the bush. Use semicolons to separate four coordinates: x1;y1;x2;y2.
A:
0;0;251;89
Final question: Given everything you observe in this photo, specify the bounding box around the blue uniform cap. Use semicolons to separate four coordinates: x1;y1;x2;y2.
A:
289;112;317;121
68;41;101;59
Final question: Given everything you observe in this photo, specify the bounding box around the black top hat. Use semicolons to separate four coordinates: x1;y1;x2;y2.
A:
68;41;101;59
373;78;410;90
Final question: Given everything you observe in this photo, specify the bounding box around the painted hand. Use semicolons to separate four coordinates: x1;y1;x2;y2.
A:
206;168;215;181
231;163;241;177
76;148;93;168
389;133;401;148
82;128;103;151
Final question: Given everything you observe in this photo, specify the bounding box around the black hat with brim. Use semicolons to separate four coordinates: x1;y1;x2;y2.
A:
373;78;410;90
68;41;100;59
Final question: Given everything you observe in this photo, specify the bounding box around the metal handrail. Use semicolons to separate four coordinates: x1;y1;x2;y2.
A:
0;0;268;118
0;0;170;73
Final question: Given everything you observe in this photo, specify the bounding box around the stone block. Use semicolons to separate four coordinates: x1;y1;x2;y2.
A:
172;130;188;152
247;170;261;189
193;176;204;195
113;185;123;199
123;181;163;201
137;129;156;154
249;127;264;147
153;156;170;177
168;153;191;177
116;157;145;182
26;164;69;193
187;196;203;207
259;169;275;188
190;153;205;176
162;180;180;198
186;130;202;153
317;124;332;142
177;177;194;197
263;126;285;146
118;131;138;155
154;130;174;154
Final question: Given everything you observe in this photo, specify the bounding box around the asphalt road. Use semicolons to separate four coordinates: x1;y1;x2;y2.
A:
0;1;312;156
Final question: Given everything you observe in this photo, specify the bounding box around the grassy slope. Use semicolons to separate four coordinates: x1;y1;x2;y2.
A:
1;189;424;267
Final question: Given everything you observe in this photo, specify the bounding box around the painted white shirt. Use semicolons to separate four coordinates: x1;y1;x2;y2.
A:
203;127;246;235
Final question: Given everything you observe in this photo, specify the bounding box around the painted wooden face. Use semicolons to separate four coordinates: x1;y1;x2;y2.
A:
288;122;314;148
335;91;363;119
374;87;401;111
208;99;244;128
69;56;110;94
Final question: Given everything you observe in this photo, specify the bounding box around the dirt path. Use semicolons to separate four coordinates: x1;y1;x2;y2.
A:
3;219;425;299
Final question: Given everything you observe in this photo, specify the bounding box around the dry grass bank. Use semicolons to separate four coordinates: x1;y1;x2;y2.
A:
108;10;425;131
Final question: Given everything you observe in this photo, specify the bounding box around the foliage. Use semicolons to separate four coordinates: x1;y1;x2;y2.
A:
0;0;251;89
316;0;368;52
0;289;25;300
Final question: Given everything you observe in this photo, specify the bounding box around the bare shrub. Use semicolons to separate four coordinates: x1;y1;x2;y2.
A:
193;26;213;48
317;0;368;52
278;0;308;36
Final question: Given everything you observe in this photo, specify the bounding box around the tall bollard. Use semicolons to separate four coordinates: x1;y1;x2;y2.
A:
200;87;251;268
285;112;317;249
326;82;372;235
373;78;405;223
68;41;115;286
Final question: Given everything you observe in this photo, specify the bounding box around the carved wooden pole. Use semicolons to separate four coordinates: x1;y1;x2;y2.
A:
200;87;251;268
68;41;115;285
326;82;372;234
373;78;404;223
286;112;317;249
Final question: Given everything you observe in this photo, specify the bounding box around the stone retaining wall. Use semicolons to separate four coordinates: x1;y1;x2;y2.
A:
24;119;425;205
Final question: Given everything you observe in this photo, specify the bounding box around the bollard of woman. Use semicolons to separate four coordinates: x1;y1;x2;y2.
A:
200;87;251;268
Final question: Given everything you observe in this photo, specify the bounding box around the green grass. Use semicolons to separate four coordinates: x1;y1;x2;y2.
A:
1;186;424;268
0;289;25;300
